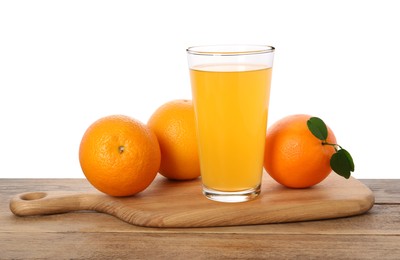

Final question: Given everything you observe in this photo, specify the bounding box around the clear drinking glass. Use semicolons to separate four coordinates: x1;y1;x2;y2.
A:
187;45;275;203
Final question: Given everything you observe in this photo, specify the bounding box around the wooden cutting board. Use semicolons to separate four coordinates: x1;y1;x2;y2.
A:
9;173;374;228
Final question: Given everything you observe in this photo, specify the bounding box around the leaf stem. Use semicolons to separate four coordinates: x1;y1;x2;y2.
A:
322;141;343;152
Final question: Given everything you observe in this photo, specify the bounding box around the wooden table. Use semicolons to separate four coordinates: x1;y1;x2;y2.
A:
1;178;399;259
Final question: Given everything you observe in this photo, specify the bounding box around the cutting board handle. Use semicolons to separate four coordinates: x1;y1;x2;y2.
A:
9;191;95;216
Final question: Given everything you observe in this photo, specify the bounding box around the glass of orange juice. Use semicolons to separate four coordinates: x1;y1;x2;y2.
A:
187;45;275;203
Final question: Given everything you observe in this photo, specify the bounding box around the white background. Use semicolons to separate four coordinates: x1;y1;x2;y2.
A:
1;0;399;179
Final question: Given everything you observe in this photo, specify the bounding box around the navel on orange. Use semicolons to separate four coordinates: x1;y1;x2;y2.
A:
147;99;200;180
264;114;337;188
79;115;161;196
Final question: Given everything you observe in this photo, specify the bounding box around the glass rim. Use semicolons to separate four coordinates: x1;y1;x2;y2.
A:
186;44;275;56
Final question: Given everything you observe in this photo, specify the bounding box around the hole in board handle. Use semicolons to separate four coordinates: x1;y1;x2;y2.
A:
20;192;47;201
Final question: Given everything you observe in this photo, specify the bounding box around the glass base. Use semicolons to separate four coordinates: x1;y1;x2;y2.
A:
202;184;261;203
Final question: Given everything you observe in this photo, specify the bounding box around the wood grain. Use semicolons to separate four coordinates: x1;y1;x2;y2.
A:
8;174;374;227
0;178;399;259
1;232;400;259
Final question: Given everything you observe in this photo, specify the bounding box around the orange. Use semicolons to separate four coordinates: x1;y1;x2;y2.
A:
264;114;337;188
147;99;200;180
79;115;161;196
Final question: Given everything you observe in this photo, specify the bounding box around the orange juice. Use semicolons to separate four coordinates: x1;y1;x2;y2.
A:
190;64;272;192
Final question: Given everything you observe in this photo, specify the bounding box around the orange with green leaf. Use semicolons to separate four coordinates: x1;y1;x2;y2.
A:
264;114;354;188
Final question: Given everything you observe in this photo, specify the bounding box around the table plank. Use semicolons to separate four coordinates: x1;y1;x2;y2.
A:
360;179;400;204
1;232;400;259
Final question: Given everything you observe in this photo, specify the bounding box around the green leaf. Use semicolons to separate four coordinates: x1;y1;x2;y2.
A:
342;149;355;172
330;149;355;179
307;117;328;141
